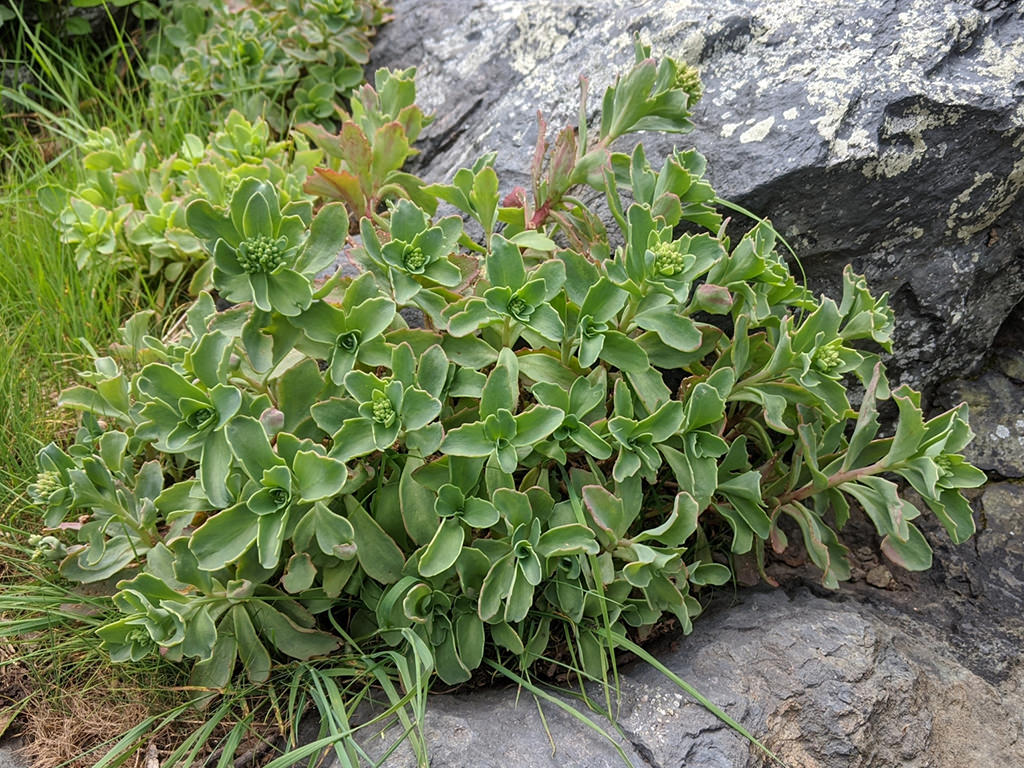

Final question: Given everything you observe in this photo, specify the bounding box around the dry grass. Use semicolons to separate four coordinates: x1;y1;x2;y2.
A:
20;685;155;768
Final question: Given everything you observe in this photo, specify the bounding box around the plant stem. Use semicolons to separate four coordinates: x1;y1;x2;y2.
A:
777;459;885;506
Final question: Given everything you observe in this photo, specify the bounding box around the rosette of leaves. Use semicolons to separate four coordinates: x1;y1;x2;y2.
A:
312;341;446;460
187;416;350;570
440;348;563;477
39;111;323;299
132;321;277;507
290;271;395;384
358;198;465;317
30;412;166;585
300;67;435;223
442;233;565;345
185;177;348;315
31;47;984;695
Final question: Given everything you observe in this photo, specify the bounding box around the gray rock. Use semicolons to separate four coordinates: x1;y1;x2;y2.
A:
335;589;1024;767
369;0;1024;395
978;482;1024;608
935;369;1024;476
0;740;27;768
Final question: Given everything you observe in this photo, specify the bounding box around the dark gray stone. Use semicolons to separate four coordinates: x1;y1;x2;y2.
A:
369;0;1024;396
935;370;1024;476
978;482;1024;606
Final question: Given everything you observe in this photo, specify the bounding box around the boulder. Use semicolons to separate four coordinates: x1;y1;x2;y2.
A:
369;0;1024;397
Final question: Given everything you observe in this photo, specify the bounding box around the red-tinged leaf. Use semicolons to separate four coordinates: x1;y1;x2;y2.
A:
296;121;345;160
304;168;365;215
880;524;933;571
582;484;626;542
371;122;411;185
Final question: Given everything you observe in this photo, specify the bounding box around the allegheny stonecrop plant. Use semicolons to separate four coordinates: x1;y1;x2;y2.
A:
31;43;985;690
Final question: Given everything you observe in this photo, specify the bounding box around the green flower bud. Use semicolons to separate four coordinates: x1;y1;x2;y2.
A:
237;234;285;274
403;245;428;273
674;62;703;105
934;454;953;481
30;535;66;562
127;626;153;647
812;339;845;373
652;241;687;276
29;470;62;503
370;390;396;427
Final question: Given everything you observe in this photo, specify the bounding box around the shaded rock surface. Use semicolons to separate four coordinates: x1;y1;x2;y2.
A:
370;0;1024;396
936;370;1024;475
936;304;1024;477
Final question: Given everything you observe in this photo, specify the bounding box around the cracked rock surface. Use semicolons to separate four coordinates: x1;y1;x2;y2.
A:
370;0;1024;396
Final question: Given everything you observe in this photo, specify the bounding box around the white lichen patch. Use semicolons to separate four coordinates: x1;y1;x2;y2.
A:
946;153;1024;241
974;36;1024;84
862;103;964;179
740;116;775;143
832;127;876;162
508;6;573;77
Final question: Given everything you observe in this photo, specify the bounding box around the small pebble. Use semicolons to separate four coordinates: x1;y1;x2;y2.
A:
866;565;894;589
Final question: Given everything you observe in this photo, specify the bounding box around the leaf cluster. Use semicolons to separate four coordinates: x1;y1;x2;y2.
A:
29;45;984;692
37;69;427;307
145;0;388;133
38;112;320;301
